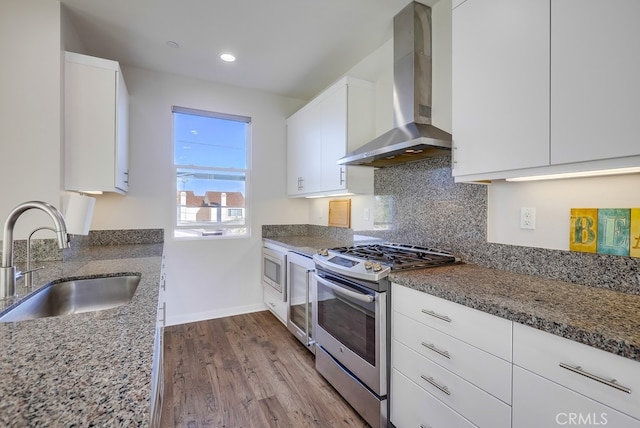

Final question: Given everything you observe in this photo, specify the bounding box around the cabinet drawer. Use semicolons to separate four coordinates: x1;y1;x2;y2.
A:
392;283;512;361
393;340;511;428
393;310;512;404
513;366;640;428
263;287;287;325
513;323;640;420
391;368;477;428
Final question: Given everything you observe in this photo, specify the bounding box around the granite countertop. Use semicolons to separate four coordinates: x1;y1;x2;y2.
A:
263;236;353;257
390;263;640;363
0;243;163;427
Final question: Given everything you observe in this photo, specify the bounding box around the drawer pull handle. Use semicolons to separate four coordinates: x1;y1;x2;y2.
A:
420;374;451;396
421;342;451;359
421;309;451;323
559;363;632;394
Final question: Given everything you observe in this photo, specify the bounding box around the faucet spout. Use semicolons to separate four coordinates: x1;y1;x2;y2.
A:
0;201;70;299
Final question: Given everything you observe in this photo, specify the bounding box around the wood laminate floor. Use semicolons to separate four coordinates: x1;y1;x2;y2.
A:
160;310;369;427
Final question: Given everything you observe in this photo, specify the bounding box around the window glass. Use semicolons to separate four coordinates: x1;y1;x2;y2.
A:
173;107;250;238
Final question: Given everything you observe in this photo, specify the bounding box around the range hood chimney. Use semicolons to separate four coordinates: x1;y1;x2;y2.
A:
338;1;451;168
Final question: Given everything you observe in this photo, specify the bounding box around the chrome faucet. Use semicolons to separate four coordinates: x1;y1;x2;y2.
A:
0;201;70;299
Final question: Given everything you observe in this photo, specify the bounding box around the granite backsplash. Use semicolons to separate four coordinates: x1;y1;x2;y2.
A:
369;157;640;294
7;229;165;263
266;157;640;295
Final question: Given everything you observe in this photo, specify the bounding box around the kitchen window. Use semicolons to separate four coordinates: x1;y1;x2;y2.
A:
172;106;251;238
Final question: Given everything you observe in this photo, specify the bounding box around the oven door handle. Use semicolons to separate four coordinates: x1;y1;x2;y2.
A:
314;274;375;303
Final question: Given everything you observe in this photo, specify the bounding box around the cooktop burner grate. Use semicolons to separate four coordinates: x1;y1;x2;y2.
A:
329;243;456;271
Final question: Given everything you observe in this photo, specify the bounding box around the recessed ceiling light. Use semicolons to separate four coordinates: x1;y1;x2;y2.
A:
166;41;179;48
220;53;236;62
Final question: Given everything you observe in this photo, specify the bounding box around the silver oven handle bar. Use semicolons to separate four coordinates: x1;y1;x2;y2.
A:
314;274;375;303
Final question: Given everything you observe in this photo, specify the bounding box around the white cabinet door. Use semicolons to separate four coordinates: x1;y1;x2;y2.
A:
392;284;512;361
320;84;348;193
391;368;477;428
286;104;321;196
393;310;512;404
513;322;640;420
115;70;129;191
150;257;166;427
513;366;640;428
286;77;373;197
452;0;550;177
551;0;640;165
64;52;129;194
263;286;287;325
393;340;511;428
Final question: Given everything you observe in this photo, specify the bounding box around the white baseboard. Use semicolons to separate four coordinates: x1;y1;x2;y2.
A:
165;303;267;327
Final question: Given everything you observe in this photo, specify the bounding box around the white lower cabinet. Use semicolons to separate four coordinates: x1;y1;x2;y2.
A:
391;284;640;428
513;366;640;428
392;368;477;428
393;340;511;428
391;283;512;428
513;322;640;423
150;257;167;427
393;311;512;405
263;286;287;325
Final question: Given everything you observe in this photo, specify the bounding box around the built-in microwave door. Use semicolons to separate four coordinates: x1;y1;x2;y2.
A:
262;247;286;300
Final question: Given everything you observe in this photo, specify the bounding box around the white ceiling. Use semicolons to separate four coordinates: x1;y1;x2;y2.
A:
60;0;418;100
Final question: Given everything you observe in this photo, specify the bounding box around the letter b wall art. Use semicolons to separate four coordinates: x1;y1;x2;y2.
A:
570;208;640;257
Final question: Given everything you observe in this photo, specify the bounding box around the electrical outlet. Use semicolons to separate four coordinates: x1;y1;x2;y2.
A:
520;207;536;230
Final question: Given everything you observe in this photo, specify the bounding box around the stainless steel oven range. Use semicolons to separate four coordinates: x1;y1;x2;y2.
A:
313;243;457;428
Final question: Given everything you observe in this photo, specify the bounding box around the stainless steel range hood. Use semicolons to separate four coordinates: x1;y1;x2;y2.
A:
338;1;451;168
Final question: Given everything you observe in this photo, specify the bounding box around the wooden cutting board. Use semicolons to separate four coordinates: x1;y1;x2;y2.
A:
328;199;351;228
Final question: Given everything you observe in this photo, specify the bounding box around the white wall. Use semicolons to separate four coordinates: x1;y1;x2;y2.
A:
115;66;307;325
488;174;640;250
0;0;64;239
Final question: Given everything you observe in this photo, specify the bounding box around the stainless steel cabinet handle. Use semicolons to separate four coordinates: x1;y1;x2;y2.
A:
339;167;345;185
421;342;451;359
420;374;451;395
421;308;452;323
559;363;632;394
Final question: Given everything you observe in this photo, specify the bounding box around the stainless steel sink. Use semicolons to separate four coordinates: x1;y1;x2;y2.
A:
0;274;141;322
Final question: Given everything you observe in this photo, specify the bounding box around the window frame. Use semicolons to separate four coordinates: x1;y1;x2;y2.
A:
171;105;252;240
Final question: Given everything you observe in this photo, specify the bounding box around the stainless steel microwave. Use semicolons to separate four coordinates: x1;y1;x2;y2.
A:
262;246;287;301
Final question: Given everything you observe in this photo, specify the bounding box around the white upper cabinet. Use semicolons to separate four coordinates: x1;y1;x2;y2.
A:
452;0;550;178
550;0;640;165
287;102;321;196
64;52;129;194
452;0;640;182
286;77;374;198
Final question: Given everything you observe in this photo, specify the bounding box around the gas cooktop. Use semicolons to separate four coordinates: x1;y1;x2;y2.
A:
313;243;458;283
328;243;457;271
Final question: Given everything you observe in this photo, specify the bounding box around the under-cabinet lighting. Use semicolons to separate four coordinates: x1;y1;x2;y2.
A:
505;167;640;182
305;193;354;199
